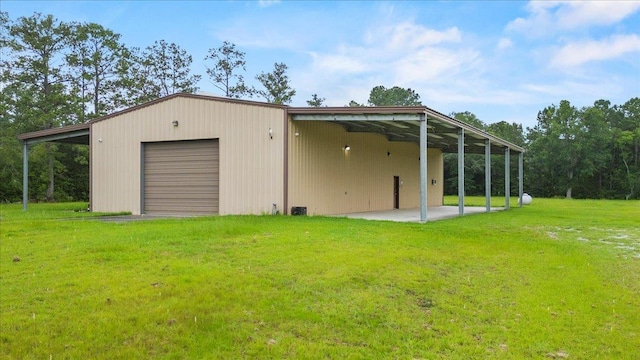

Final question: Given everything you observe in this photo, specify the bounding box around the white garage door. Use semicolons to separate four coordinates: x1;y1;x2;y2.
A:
143;139;219;214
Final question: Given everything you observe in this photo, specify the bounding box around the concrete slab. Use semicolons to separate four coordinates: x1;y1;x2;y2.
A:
88;207;503;223
336;206;504;223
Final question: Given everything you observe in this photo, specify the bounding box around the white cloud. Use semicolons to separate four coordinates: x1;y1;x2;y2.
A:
550;34;640;68
497;37;513;50
258;0;280;8
507;1;640;36
393;47;480;86
382;22;462;49
555;1;640;29
520;77;626;103
308;51;372;75
309;22;472;85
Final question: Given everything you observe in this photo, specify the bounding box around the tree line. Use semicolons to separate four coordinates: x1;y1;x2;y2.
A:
443;100;639;201
1;12;638;203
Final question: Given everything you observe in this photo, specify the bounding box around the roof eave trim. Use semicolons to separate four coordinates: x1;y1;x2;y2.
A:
17;123;90;142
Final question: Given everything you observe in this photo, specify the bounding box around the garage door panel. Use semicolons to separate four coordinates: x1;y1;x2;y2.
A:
145;171;218;179
146;196;218;203
145;185;219;193
145;154;218;163
145;163;218;171
147;177;219;190
144;139;219;215
146;193;219;201
145;194;217;201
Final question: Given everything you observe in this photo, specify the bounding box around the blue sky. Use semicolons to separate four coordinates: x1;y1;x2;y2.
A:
3;0;639;128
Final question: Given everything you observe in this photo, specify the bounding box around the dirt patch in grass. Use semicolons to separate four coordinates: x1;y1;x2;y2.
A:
546;226;640;259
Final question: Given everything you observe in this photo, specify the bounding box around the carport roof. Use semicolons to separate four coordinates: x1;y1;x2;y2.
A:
288;106;524;155
17;123;90;145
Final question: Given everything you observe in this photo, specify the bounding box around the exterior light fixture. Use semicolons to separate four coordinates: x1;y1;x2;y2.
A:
387;151;391;157
269;128;273;139
344;145;350;151
294;131;300;137
172;120;179;127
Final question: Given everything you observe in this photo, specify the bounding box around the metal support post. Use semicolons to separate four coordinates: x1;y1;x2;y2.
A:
458;128;465;216
505;147;510;209
519;152;524;207
420;114;428;222
23;141;28;211
485;140;491;212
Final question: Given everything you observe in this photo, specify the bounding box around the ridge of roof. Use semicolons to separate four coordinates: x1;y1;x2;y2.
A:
88;93;287;125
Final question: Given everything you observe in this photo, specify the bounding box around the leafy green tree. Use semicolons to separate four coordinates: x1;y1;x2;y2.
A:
0;97;23;201
145;40;201;96
1;13;31;200
66;22;128;120
119;40;200;106
523;98;640;199
205;41;252;98
450;111;486;130
367;85;421;106
616;98;640;199
527;100;585;198
115;46;158;106
487;121;525;147
256;62;296;104
485;121;525;196
572;100;614;197
2;13;76;201
443;112;488;196
346;100;363;107
306;93;325;107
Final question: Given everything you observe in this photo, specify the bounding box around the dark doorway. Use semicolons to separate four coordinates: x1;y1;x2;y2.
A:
393;176;400;209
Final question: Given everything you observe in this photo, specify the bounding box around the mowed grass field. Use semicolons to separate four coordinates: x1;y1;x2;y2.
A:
1;199;639;359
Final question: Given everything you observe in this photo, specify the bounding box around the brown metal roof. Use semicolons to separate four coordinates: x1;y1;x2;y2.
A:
289;106;524;154
88;93;287;125
288;106;428;115
17;93;287;144
16;93;524;154
17;123;90;144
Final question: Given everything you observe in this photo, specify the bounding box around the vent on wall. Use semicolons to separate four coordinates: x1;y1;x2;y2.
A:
291;206;307;216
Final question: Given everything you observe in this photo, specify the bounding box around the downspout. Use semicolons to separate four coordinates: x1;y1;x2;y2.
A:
283;107;289;215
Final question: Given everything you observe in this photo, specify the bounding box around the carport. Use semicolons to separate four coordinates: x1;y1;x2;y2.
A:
288;106;525;222
18;123;90;210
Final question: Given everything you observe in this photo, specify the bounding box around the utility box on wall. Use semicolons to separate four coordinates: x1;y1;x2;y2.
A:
291;206;307;216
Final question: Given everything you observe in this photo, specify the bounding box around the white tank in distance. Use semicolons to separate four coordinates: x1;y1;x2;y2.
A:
519;193;533;205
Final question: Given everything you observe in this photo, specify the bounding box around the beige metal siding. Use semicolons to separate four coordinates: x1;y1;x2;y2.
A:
91;97;284;215
144;140;219;214
288;120;443;215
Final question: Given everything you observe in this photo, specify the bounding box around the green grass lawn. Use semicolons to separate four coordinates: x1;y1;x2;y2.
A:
1;199;639;359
